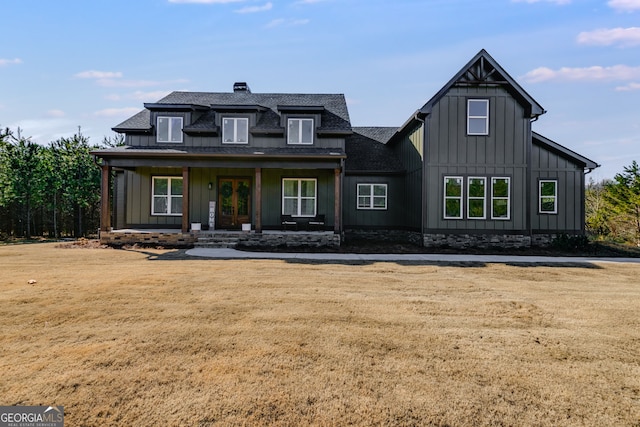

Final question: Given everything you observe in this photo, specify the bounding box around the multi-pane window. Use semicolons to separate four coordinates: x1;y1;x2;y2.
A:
467;177;486;219
539;180;558;214
444;176;463;219
467;99;489;135
357;184;387;210
152;177;183;215
491;177;511;220
282;178;317;217
287;118;314;145
222;117;249;144
157;116;183;143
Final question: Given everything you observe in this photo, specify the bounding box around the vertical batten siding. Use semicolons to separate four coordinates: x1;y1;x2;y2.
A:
531;144;585;232
343;175;405;228
425;86;528;232
125;167;183;227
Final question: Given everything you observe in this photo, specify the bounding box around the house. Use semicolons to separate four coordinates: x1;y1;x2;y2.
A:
93;50;598;249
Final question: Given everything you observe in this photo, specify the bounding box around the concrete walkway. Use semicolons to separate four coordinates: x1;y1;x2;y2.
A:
186;247;640;264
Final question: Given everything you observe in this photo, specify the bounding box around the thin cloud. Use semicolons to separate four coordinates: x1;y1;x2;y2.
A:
0;58;23;67
75;70;123;79
106;90;173;101
521;64;640;83
265;17;309;28
577;27;640;47
294;0;328;4
97;78;188;88
608;0;640;11
94;107;141;117
46;109;66;118
615;82;640;91
235;2;272;13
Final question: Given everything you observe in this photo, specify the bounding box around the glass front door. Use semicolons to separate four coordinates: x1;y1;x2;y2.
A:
218;178;251;229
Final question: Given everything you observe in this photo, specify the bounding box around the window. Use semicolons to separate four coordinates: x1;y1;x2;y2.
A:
157;116;183;143
357;184;387;210
288;118;314;144
222;117;249;144
491;177;510;220
282;178;316;217
467;99;489;135
444;176;463;219
152;177;183;216
539;180;558;214
467;177;486;219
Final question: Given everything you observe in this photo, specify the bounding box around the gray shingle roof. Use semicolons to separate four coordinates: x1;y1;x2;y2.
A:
114;91;351;134
345;127;404;174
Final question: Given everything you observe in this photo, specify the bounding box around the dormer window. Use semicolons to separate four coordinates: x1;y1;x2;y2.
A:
157;116;183;143
467;99;489;135
288;118;314;145
222;117;249;144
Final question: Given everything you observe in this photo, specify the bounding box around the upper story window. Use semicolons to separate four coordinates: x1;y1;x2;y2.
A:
539;180;558;214
222;117;249;144
467;99;489;135
357;183;387;210
157;116;183;143
288;118;314;145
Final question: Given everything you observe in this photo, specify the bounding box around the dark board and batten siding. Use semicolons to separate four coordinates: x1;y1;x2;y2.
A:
425;86;529;232
531;144;585;232
343;175;406;229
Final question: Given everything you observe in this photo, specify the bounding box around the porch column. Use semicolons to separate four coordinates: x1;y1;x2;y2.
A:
334;168;341;233
255;168;262;233
182;167;190;233
100;164;111;232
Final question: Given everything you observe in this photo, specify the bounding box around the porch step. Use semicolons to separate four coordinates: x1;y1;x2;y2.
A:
194;232;242;249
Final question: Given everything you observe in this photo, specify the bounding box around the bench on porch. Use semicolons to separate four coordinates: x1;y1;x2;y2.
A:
281;214;325;231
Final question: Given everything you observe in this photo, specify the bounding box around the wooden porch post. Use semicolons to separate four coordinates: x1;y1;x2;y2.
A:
100;164;111;232
182;167;190;233
334;168;341;233
255;168;262;233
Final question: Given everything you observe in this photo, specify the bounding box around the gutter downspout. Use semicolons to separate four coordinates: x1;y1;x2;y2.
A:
414;111;427;246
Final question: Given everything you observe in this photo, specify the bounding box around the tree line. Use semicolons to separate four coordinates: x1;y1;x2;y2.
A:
586;161;640;246
0;126;122;239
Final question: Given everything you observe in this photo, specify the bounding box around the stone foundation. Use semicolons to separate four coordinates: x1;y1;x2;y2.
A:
238;232;341;249
423;233;532;249
100;231;197;248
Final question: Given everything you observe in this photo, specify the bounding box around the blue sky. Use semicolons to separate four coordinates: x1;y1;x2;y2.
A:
2;0;639;180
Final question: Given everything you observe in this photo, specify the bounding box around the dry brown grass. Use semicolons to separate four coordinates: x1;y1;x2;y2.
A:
1;242;639;426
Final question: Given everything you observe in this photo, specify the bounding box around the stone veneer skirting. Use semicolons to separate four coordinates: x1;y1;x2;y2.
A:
423;233;561;249
345;229;423;246
100;231;198;247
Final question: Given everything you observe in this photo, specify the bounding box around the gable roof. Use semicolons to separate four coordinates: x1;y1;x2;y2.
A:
533;132;599;171
345;127;404;174
418;49;545;119
113;91;351;134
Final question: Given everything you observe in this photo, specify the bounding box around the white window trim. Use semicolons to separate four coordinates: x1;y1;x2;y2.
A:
467;99;489;136
444;176;464;219
467;177;487;220
539;179;558;214
282;178;317;217
357;183;388;210
491;177;511;220
151;176;183;216
287;118;314;145
157;116;183;143
222;117;249;144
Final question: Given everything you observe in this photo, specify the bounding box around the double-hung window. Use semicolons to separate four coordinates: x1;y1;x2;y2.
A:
467;177;486;219
444;176;463;219
282;178;316;217
288;118;314;145
222;117;249;144
539;180;558;214
157;116;183;143
491;177;511;219
357;183;387;210
152;177;183;216
467;99;489;135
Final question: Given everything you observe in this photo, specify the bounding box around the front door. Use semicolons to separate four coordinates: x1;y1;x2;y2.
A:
218;178;251;229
